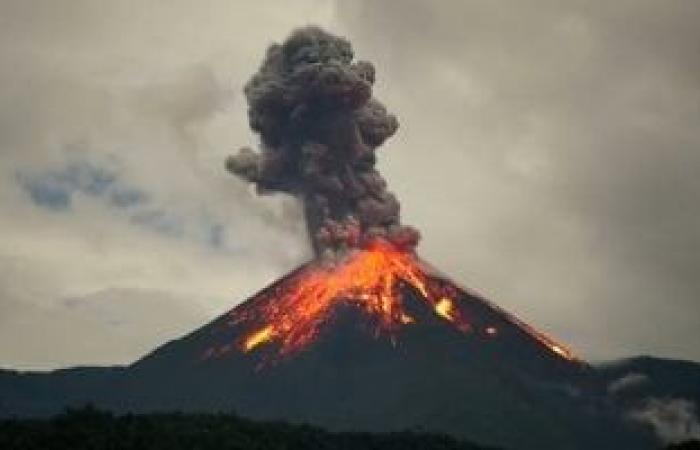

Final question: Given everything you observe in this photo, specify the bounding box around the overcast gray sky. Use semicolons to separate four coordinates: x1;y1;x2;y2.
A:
1;0;698;369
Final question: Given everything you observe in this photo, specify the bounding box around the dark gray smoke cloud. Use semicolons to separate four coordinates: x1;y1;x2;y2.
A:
226;26;419;258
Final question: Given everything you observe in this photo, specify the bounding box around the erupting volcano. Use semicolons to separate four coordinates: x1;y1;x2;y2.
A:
216;26;577;368
1;26;667;450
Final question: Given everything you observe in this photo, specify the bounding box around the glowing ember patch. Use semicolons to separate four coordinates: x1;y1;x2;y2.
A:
243;325;274;352
434;298;456;321
400;313;415;324
550;344;572;359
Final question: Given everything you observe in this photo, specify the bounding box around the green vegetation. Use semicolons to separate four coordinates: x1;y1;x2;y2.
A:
0;406;497;450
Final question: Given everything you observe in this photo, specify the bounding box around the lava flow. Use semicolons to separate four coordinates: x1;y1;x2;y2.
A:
203;240;578;365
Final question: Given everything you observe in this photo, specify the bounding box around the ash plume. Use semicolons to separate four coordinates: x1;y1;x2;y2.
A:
226;26;419;259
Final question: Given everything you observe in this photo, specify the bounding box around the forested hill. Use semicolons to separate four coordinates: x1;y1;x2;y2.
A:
0;406;499;450
2;406;699;449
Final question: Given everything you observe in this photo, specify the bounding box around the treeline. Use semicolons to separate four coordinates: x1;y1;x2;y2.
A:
1;406;697;450
0;405;496;450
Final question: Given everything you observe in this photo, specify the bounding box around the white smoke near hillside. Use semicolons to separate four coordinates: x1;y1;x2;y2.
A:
631;398;700;444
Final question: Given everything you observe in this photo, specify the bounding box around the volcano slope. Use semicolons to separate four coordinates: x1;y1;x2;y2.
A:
0;244;658;450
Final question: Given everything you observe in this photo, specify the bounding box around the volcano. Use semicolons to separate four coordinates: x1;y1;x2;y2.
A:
0;242;658;449
200;240;577;367
2;26;695;450
4;238;699;449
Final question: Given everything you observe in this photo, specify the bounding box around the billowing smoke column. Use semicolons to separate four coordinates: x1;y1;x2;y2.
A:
226;26;419;259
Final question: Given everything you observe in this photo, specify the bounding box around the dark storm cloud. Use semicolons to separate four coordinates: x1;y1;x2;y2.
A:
336;0;700;360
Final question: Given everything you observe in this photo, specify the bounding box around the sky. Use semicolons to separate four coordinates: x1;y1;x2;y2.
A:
0;0;698;369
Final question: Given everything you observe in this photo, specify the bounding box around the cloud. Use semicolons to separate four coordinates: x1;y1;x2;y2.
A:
0;287;211;370
17;158;142;211
15;157;246;252
630;398;700;444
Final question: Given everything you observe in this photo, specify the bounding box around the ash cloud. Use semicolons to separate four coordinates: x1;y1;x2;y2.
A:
226;26;419;259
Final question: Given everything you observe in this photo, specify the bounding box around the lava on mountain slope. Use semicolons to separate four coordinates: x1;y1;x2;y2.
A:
201;240;578;366
207;27;581;369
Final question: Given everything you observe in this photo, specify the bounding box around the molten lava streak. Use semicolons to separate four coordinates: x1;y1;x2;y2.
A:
204;240;578;364
234;241;444;357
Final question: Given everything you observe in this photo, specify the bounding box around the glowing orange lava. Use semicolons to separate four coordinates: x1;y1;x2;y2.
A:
227;240;453;357
205;240;579;364
435;297;456;321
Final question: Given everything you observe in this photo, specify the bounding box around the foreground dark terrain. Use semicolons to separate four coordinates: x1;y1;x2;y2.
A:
2;407;699;450
0;406;498;450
